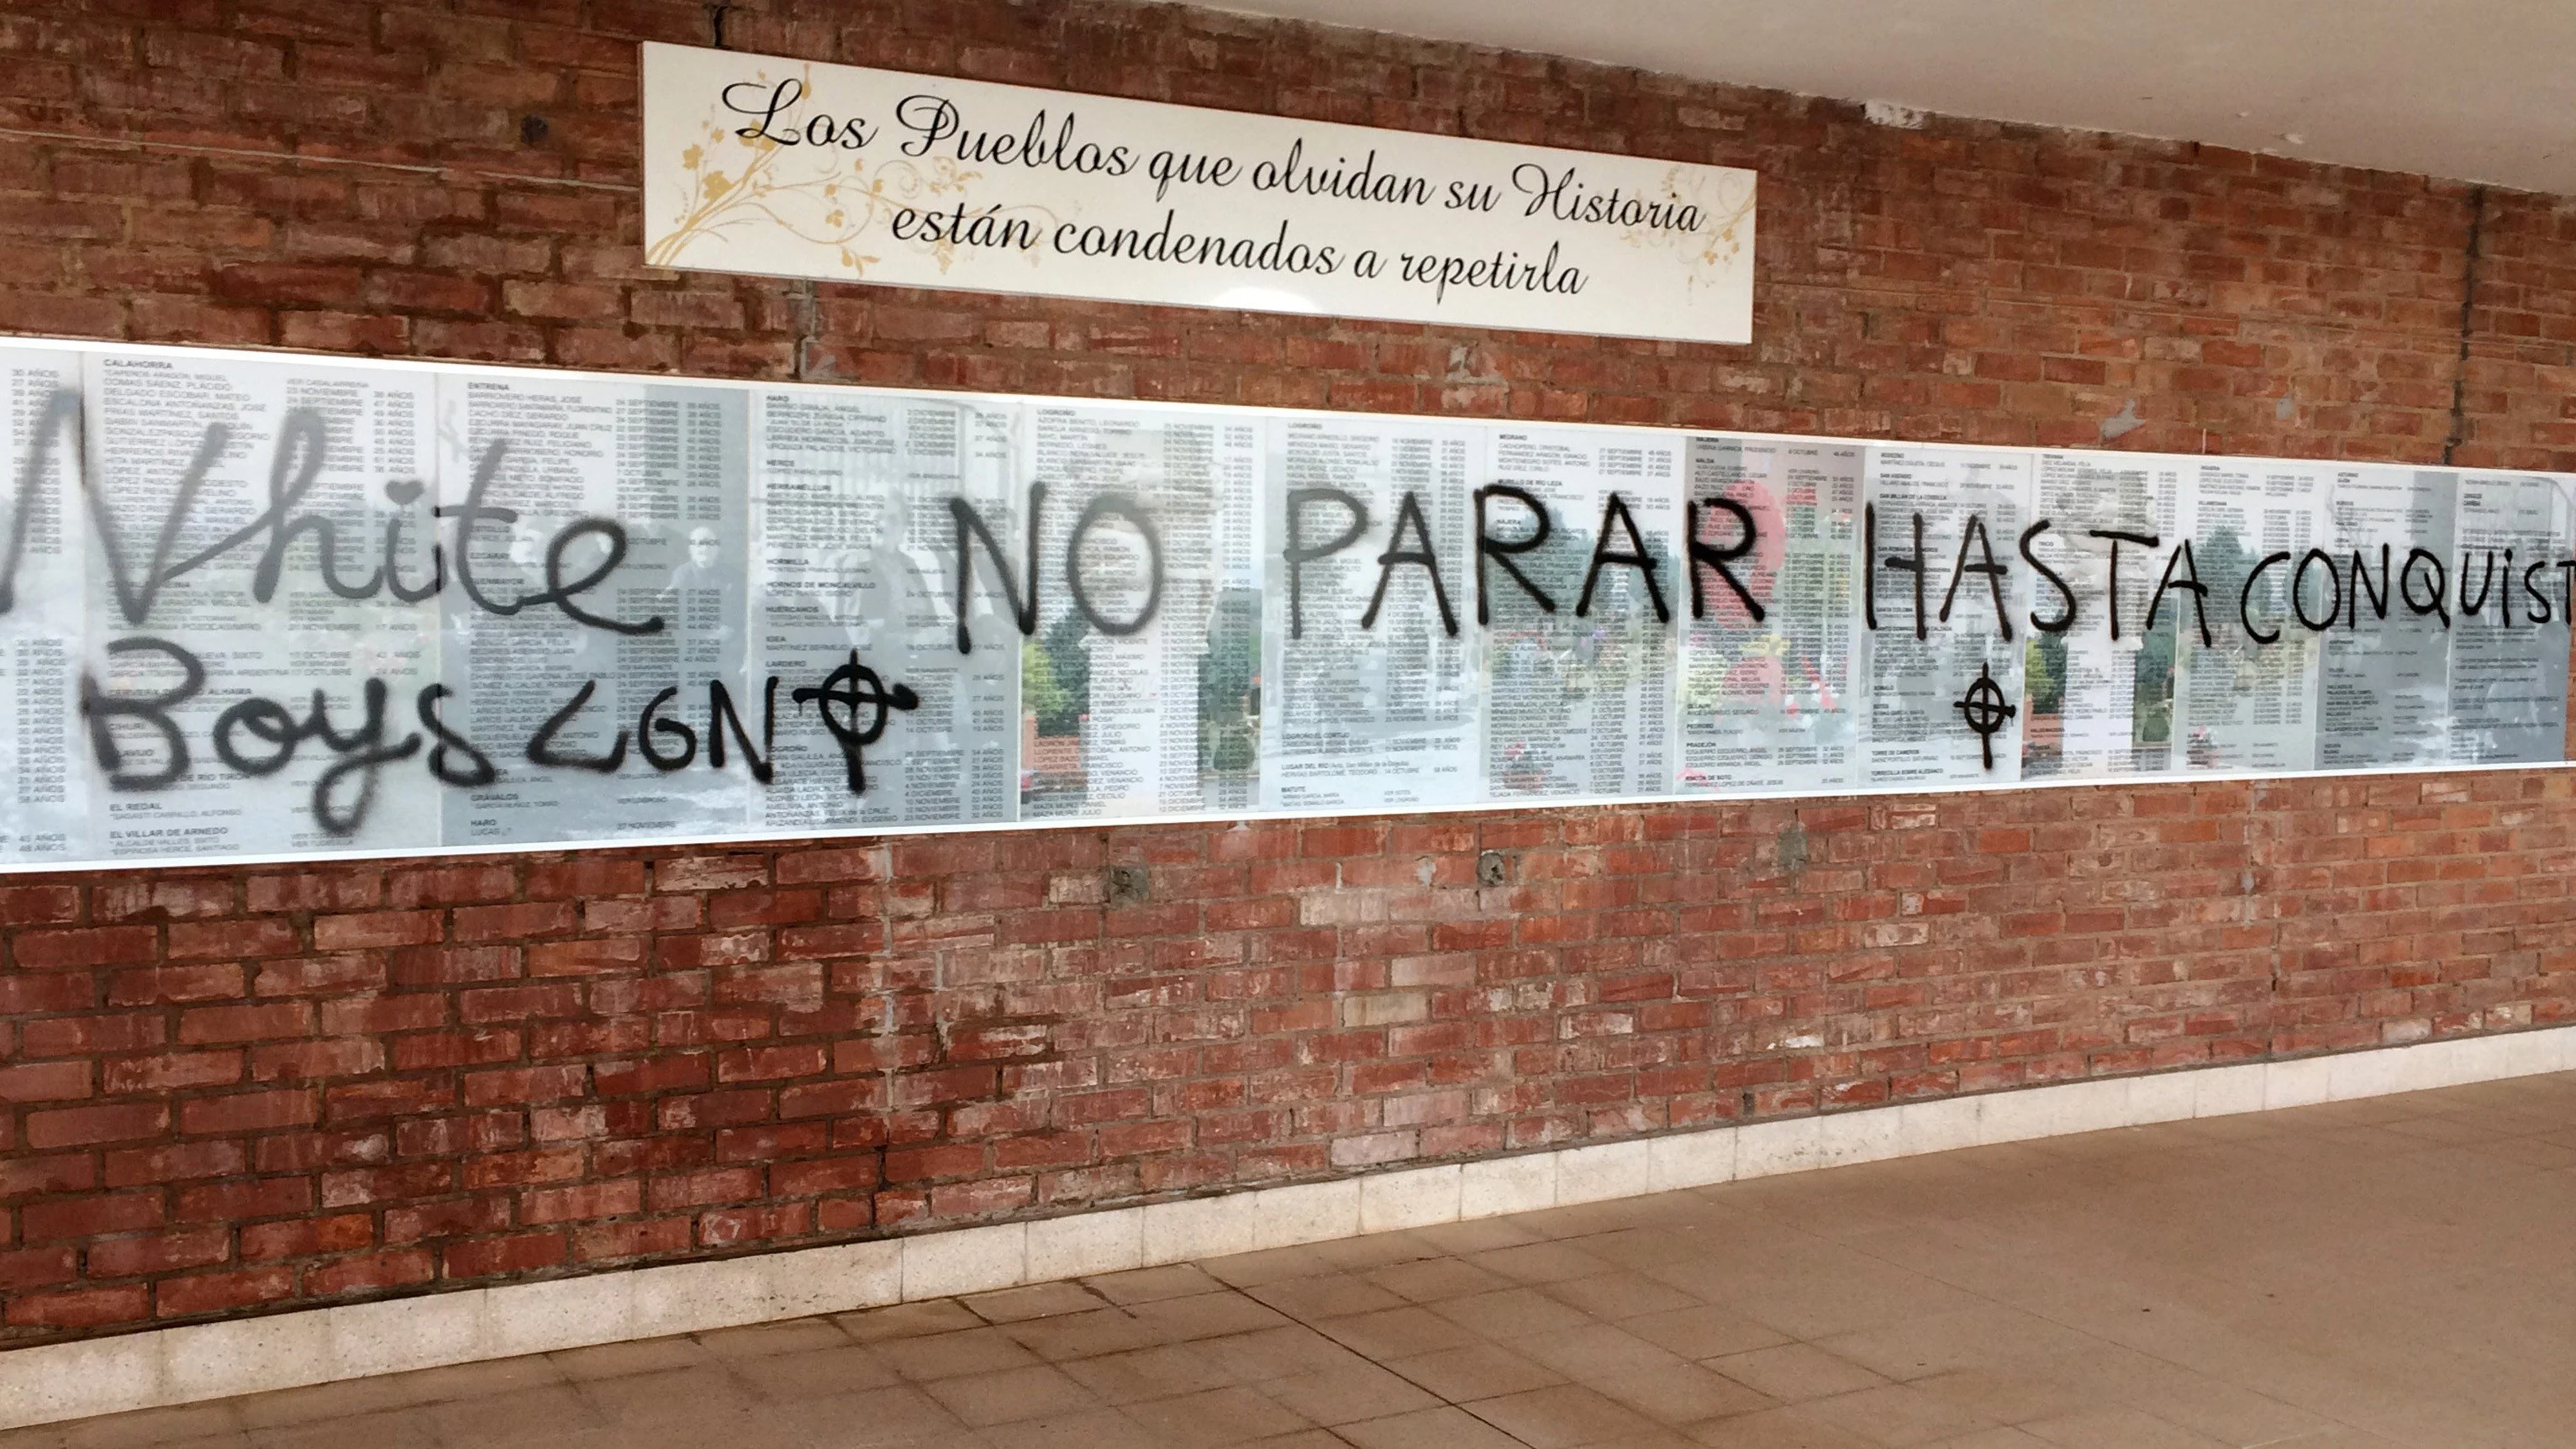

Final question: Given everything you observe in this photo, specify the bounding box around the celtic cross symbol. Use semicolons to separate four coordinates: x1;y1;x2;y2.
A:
792;651;919;794
1953;661;2016;771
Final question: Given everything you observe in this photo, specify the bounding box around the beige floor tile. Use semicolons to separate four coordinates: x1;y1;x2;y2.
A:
874;1325;1049;1379
1628;1252;1831;1309
965;1404;1150;1449
766;1383;973;1446
1710;1346;1892;1404
1510;1203;1651;1241
726;1342;903;1399
1257;1360;1444;1425
1588;1363;1776;1425
502;1434;703;1449
966;1281;1111;1323
1683;1404;1881;1448
1316;1233;1451;1273
1317;1304;1485;1359
2229;1430;2408;1448
1579;1229;1741;1275
38;1404;234;1448
1474;1240;1627;1283
2161;1117;2280;1145
1538;1269;1706;1320
1581;1429;1707;1449
1190;1324;1369;1381
837;1298;986;1341
1241;1432;1365;1449
1125;1291;1298;1341
1119;1384;1314;1447
426;1384;611;1445
193;1384;366;1436
1368;1257;1520;1303
2083;1362;2336;1444
2377;1114;2518;1146
1714;1265;1989;1343
1388;1341;1569;1400
409;1355;575;1401
224;1383;411;1432
572;1363;764;1429
1248;1271;1414;1320
1512;1324;1690;1382
1431;1286;1599;1340
1001;1306;1172;1361
1204;1245;1343;1288
1467;1383;1664;1447
1060;1342;1240;1404
920;1362;1101;1427
239;1356;556;1427
1899;1368;2090;1427
48;1436;247;1449
1795;1384;1996;1446
1815;1306;2095;1383
243;1409;440;1449
699;1318;853;1358
1338;1404;1532;1449
1085;1263;1229;1304
550;1334;709;1381
2017;1408;2231;1448
1621;1305;1794;1360
1410;1219;1545;1254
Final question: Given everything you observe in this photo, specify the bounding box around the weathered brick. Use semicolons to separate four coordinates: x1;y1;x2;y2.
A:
177;1003;313;1046
153;1267;294;1319
17;926;158;970
167;919;299;962
21;1014;164;1056
25;1103;167;1150
0;1061;92;1103
176;1089;319;1135
313;911;442;951
440;1232;565;1279
87;1226;233;1279
107;964;243;1006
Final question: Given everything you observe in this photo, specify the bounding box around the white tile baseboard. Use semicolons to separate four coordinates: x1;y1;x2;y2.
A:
7;1024;2571;1430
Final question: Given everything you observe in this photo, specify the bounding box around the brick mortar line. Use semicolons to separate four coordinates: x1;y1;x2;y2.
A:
0;127;638;195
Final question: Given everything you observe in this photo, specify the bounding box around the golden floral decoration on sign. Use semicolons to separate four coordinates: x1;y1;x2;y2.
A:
648;66;1043;277
1604;166;1756;287
1691;191;1756;272
856;161;1059;277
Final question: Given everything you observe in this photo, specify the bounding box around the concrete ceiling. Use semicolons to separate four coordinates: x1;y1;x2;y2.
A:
1207;0;2576;196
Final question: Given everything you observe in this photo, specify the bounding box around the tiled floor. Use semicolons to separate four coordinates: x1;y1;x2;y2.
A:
20;1072;2576;1449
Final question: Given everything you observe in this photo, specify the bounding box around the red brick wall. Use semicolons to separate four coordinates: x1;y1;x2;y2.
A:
3;0;2574;1345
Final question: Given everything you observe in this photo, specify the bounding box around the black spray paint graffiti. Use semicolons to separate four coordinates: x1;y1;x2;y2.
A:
1953;665;2017;771
77;639;898;840
1254;484;2576;646
946;482;1167;654
9;386;2570;834
5;396;924;837
1272;486;1754;640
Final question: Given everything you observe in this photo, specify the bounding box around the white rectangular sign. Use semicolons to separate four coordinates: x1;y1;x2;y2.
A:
639;41;1758;345
0;334;2567;877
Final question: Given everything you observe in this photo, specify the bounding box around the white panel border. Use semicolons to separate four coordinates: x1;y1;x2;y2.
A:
0;332;2563;876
